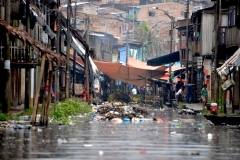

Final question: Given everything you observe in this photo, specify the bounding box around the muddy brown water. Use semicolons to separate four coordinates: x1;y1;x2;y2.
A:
1;110;240;160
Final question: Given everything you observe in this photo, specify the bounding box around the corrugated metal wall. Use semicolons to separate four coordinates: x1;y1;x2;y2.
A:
201;13;215;56
226;27;240;47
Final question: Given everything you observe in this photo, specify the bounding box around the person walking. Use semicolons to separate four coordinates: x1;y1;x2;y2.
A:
201;84;208;110
132;87;137;95
45;79;54;102
175;86;183;103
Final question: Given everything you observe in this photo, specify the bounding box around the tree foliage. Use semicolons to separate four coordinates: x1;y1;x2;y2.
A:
134;21;165;58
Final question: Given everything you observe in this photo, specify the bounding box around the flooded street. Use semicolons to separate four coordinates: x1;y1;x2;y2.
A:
1;110;240;160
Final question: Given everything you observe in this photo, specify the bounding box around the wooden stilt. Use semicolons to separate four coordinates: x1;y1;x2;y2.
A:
45;70;53;126
40;77;48;126
31;53;46;125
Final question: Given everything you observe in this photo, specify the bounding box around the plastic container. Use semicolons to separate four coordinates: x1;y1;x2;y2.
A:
140;118;153;122
124;118;130;122
210;103;218;114
211;103;217;107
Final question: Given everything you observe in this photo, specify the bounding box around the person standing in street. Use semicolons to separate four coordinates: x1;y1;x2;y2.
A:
175;86;183;103
201;84;208;110
132;87;137;95
186;84;193;103
82;87;87;101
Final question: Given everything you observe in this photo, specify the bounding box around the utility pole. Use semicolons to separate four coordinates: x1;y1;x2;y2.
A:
2;0;11;113
65;0;71;98
185;0;190;86
152;7;174;105
126;30;129;93
55;0;60;104
132;3;134;42
25;0;31;110
214;0;220;104
126;30;129;64
169;16;174;104
85;15;90;102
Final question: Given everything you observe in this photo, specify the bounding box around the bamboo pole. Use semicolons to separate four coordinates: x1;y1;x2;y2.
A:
31;53;46;125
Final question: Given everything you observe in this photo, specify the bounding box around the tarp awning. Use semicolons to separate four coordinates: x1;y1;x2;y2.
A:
94;61;122;73
147;51;180;66
93;58;166;86
127;56;166;70
217;48;240;77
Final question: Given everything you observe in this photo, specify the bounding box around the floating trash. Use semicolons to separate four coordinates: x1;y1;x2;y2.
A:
111;118;123;123
180;119;196;123
83;144;93;147
207;133;212;139
139;149;146;154
99;151;104;156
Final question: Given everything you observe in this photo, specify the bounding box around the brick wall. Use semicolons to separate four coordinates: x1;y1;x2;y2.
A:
135;2;192;54
136;2;191;24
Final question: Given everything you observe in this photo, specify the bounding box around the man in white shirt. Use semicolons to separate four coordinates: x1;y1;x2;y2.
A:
132;87;137;95
175;87;183;103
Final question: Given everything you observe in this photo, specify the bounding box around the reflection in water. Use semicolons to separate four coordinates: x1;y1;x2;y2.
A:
1;111;240;160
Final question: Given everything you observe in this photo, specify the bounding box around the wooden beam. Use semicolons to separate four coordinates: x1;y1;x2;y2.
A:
31;53;46;125
0;62;39;68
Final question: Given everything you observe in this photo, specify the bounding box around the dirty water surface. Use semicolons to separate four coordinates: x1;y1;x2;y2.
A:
1;110;240;160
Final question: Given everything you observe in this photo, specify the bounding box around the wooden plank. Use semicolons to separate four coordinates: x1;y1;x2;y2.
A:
0;62;38;68
31;53;46;125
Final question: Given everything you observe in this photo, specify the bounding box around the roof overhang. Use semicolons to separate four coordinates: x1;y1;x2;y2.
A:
147;51;180;66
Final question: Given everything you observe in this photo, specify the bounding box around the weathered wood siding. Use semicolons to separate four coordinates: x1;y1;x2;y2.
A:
221;15;228;27
226;26;240;47
201;13;215;55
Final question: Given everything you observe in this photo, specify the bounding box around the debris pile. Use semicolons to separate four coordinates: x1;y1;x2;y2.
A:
90;101;153;122
0;120;32;129
178;109;198;115
97;105;151;121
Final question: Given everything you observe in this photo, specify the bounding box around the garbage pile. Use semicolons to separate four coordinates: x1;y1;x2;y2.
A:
178;109;198;115
91;102;153;123
0;120;32;129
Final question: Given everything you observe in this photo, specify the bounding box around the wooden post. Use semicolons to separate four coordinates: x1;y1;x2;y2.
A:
24;0;31;110
73;50;76;96
40;77;48;126
55;0;60;104
2;0;11;113
145;78;147;102
45;70;53;126
214;0;220;103
31;53;46;125
65;0;71;98
86;15;90;102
